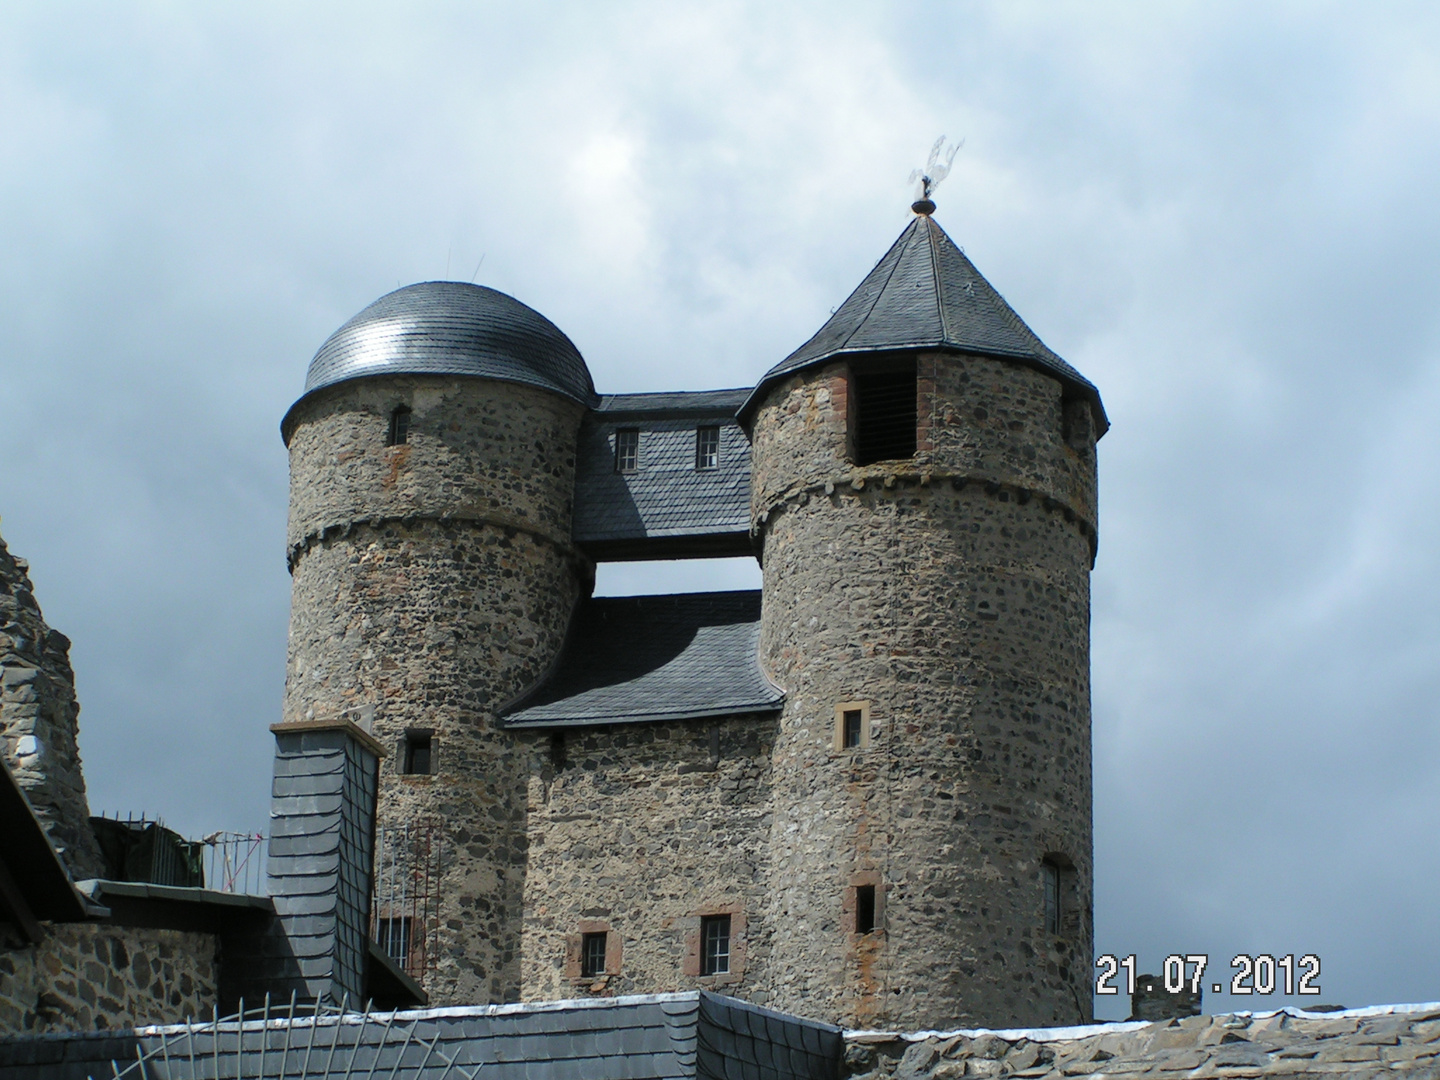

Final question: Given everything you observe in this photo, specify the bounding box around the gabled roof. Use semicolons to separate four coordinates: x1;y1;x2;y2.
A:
504;591;782;728
573;391;753;561
738;212;1107;435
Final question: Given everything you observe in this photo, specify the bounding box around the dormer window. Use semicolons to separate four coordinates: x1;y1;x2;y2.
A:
695;426;720;470
615;429;639;473
386;405;411;446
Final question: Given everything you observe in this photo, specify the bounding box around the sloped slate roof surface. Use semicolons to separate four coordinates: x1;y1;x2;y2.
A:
0;991;843;1080
738;214;1106;434
574;391;752;553
287;282;596;426
504;591;782;728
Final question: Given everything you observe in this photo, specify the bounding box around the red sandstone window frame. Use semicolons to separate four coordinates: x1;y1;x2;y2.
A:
682;902;746;984
564;920;623;983
843;871;885;937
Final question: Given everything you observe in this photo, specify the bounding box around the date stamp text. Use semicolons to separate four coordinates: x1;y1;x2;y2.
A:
1095;954;1321;997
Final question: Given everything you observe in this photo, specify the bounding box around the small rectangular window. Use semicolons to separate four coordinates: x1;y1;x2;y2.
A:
855;885;876;934
1042;861;1061;935
852;365;917;465
376;916;412;966
581;931;608;977
695;426;720;470
615;429;639;472
403;732;433;775
835;701;870;751
700;914;731;975
386;406;411;446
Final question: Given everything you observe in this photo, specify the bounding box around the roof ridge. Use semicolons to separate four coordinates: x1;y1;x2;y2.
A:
925;217;954;344
833;219;916;354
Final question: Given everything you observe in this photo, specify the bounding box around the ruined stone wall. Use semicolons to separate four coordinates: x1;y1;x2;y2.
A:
283;376;587;1006
519;715;776;1003
843;1007;1440;1079
0;535;104;881
751;352;1096;1031
0;923;215;1035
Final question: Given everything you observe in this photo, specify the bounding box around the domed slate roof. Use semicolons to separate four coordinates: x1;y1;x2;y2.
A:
286;281;596;425
737;213;1107;435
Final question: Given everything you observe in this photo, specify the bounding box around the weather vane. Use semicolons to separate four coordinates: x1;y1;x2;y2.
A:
909;136;962;215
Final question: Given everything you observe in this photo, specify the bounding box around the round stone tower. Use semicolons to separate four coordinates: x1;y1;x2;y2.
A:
280;282;595;1004
741;206;1105;1029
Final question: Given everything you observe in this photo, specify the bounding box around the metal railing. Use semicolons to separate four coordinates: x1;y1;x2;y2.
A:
200;831;268;895
370;823;444;983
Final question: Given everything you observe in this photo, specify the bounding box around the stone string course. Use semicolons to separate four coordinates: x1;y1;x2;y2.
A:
0;533;103;881
0;923;216;1035
843;1004;1440;1078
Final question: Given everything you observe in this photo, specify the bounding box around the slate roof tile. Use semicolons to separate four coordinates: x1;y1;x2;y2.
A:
572;392;752;556
737;213;1107;436
503;592;782;728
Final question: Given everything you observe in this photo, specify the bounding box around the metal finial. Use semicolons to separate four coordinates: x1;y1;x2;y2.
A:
909;136;962;214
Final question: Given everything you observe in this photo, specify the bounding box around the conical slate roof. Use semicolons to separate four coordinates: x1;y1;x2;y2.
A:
738;214;1107;434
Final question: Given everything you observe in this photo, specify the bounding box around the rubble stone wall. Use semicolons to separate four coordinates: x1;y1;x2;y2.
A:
519;715;777;1002
283;376;588;1007
0;923;215;1035
752;352;1096;1031
843;1006;1440;1079
0;534;104;881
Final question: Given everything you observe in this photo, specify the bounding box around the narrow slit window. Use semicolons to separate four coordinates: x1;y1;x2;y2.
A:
1042;859;1061;935
700;914;731;975
695;426;720;470
855;885;876;934
842;709;863;749
402;731;433;775
852;365;917;466
615;429;640;473
580;931;607;977
386;405;411;446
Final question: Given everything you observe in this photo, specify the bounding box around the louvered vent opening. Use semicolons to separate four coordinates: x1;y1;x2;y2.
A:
853;365;917;465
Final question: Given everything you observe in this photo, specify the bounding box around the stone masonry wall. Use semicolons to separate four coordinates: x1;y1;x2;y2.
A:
284;376;588;1007
0;533;104;881
752;352;1096;1031
843;1006;1440;1079
520;715;776;1003
0;922;215;1035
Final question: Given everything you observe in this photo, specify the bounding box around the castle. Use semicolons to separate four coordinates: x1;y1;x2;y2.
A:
277;198;1105;1030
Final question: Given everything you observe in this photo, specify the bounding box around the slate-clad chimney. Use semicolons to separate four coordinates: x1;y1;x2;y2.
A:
264;719;383;1006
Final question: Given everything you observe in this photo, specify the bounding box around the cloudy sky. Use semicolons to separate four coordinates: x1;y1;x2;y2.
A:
3;2;1438;1020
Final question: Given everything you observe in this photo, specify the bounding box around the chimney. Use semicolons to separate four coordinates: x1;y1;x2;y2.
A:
263;719;383;1006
